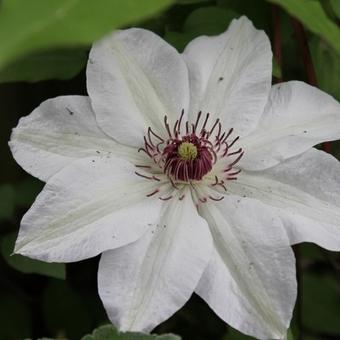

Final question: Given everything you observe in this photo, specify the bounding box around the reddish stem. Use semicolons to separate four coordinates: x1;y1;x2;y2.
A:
272;5;283;83
291;19;332;153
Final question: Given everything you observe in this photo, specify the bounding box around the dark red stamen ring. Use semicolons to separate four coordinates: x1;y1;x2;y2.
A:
136;110;244;202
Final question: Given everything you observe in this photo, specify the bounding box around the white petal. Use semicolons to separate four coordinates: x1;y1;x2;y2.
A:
183;16;272;136
241;81;340;170
98;193;212;332
87;28;190;147
15;156;163;262
229;148;340;251
197;198;296;339
9;95;124;182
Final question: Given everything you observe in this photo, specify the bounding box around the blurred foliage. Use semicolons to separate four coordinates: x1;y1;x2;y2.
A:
0;0;339;339
1;233;66;279
0;49;88;83
0;0;174;69
82;324;181;340
269;0;340;54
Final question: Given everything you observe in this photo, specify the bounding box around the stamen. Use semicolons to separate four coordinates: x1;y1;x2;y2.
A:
201;113;210;134
228;136;240;148
135;165;151;169
194;111;202;132
227;147;242;156
137;110;245;201
164;116;172;138
209;195;224;201
209;118;220;135
159;195;173;201
146;189;159;197
135;171;160;181
148;127;164;142
178;109;184;135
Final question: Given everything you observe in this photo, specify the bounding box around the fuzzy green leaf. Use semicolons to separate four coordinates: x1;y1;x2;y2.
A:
268;0;340;54
0;0;173;69
82;324;181;340
1;233;66;279
0;48;87;83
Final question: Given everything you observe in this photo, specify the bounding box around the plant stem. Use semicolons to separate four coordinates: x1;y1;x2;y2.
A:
291;18;332;153
272;5;283;83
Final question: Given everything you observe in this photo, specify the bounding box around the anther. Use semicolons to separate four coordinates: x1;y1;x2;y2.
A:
209;195;224;201
146;189;159;197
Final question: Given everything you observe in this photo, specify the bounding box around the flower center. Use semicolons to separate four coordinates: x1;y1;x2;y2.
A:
135;110;244;202
178;142;197;161
162;131;214;182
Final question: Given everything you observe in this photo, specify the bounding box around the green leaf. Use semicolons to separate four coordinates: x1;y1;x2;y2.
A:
272;58;282;79
302;272;340;333
164;6;238;52
0;184;15;221
163;31;195;52
222;327;253;339
0;0;174;69
82;324;181;340
287;328;294;340
330;0;340;18
176;0;210;4
267;0;340;54
1;232;66;279
183;6;238;35
217;0;272;31
310;36;340;101
14;178;44;207
0;48;87;83
300;242;324;261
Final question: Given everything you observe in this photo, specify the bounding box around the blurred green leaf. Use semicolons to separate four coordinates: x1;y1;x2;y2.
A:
164;6;238;52
268;0;340;54
300;242;324;261
1;232;66;279
0;184;15;220
0;0;174;69
43;280;93;339
287;328;294;340
302;272;340;333
82;324;181;340
0;293;32;339
330;0;340;18
272;58;282;79
217;0;271;31
14;178;43;207
0;48;87;83
310;36;340;101
222;327;253;339
177;0;210;3
164;31;195;52
183;6;238;35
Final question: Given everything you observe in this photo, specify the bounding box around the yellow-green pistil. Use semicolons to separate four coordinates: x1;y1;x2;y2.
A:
178;142;198;161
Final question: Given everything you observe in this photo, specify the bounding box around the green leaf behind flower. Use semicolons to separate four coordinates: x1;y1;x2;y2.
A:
0;184;15;221
0;0;174;69
164;6;237;52
81;324;181;340
310;36;340;102
268;0;340;54
0;48;87;83
1;232;66;279
303;272;340;333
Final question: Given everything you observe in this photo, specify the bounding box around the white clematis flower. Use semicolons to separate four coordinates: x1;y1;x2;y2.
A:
9;16;340;339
